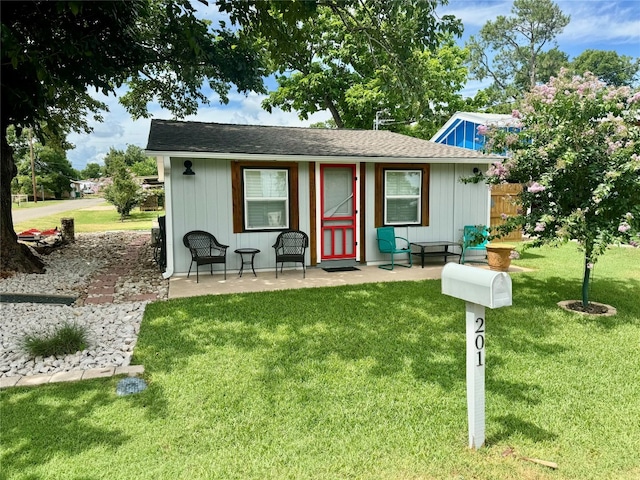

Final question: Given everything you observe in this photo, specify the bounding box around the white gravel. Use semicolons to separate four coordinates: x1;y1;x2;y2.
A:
0;232;168;378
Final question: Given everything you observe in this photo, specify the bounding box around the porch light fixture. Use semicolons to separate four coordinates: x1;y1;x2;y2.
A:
183;160;195;175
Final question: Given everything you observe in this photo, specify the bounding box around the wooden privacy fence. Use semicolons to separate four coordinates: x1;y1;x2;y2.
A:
490;183;523;242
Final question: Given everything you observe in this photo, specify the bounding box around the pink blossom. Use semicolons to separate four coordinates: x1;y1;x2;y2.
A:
628;92;640;104
500;213;508;220
511;109;522;119
505;133;519;147
486;161;510;181
607;139;623;154
477;125;488;135
534;222;546;232
528;182;546;193
618;222;631;233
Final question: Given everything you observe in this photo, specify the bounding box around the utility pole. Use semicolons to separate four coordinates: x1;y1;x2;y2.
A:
29;128;38;203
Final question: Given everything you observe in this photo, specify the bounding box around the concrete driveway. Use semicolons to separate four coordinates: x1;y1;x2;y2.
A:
12;198;106;224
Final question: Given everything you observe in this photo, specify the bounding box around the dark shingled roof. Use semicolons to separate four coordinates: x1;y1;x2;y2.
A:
146;120;498;160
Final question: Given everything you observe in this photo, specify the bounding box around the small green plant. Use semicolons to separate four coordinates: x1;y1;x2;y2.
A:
462;224;490;247
22;322;89;358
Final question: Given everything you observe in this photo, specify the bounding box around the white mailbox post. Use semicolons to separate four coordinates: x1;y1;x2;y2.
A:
441;263;512;449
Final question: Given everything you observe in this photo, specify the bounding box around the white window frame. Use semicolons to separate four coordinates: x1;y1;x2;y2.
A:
384;169;422;225
243;168;290;230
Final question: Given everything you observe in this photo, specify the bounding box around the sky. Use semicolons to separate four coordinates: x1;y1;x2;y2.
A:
66;0;640;171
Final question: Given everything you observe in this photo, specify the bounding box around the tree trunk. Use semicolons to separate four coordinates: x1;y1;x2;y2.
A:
1;130;45;274
324;96;344;129
581;252;591;308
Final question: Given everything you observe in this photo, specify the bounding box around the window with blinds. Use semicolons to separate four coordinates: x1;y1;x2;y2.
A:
243;169;289;229
384;170;422;225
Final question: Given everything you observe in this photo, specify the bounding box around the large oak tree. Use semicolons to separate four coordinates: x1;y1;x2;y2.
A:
255;1;467;136
1;0;265;273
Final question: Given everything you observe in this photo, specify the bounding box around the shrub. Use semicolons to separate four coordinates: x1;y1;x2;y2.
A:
22;322;89;358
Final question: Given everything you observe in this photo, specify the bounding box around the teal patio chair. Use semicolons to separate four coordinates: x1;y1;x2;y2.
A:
461;225;489;264
376;226;413;270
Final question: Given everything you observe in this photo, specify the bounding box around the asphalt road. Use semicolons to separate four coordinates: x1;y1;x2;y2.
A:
11;198;106;224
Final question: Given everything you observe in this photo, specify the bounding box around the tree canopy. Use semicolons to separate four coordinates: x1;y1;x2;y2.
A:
1;0;266;272
466;0;569;110
103;157;143;221
255;0;467;136
481;71;640;307
571;49;640;87
8;127;79;200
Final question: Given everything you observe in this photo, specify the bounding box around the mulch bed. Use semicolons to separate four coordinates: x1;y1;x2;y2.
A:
565;301;611;315
558;300;616;316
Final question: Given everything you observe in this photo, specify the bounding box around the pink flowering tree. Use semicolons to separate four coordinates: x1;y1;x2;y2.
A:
481;70;640;308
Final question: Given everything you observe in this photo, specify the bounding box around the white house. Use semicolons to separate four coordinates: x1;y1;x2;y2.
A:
145;120;503;278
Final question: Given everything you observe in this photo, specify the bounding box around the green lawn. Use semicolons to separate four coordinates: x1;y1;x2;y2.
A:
11;199;67;209
2;244;639;479
13;204;159;233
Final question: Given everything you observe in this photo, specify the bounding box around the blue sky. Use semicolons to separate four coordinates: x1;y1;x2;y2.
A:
67;0;640;171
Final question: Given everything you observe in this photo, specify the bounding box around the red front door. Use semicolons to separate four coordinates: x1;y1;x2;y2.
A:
320;165;357;260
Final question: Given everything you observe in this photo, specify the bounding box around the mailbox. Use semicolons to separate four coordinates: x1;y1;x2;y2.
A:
441;263;512;308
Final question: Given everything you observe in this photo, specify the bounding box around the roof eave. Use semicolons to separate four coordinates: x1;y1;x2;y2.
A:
144;150;504;164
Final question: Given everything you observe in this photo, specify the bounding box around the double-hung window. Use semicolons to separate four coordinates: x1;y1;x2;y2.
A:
384;169;422;225
243;168;289;230
375;163;429;227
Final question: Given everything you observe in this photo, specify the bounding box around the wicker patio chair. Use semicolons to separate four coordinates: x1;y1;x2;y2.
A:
183;230;228;283
272;230;309;278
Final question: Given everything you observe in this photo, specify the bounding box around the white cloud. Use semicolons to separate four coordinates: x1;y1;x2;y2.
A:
558;1;640;48
441;1;640;53
439;1;512;31
67;89;331;171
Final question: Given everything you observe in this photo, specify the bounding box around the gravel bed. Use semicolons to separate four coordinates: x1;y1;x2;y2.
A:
0;232;168;378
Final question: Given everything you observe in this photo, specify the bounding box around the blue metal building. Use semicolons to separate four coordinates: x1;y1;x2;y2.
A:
431;112;518;151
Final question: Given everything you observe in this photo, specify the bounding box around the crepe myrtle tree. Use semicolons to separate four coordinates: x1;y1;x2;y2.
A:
479;70;640;308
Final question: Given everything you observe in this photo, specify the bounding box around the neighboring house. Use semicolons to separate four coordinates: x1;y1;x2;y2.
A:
145;120;504;278
430;111;519;151
431;112;523;242
75;179;103;195
69;180;83;198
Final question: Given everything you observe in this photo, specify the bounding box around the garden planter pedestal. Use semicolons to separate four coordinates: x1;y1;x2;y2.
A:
486;244;514;272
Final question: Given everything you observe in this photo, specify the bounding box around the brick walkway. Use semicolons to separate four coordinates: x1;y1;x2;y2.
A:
82;233;162;305
1;233;160;389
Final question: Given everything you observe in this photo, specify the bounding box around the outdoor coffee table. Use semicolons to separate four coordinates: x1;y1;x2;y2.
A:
410;241;461;268
235;248;260;277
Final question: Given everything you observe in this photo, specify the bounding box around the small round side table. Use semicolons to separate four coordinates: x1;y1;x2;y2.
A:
234;248;260;277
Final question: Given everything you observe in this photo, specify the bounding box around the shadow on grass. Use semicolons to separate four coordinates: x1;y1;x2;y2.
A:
510;274;640;329
136;279;582;406
488;413;558;444
138;281;468;386
0;380;130;474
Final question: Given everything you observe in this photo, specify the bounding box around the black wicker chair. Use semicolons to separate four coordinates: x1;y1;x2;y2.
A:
183;230;228;283
273;230;309;278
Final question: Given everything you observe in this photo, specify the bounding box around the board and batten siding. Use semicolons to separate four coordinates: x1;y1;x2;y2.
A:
364;163;490;264
169;157;312;275
166;156;489;274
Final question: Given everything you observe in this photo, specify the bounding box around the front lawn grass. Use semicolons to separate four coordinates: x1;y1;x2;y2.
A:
2;243;639;479
13;206;158;233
